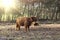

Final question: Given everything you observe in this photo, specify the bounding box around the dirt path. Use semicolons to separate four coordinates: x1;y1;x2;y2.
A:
0;24;60;40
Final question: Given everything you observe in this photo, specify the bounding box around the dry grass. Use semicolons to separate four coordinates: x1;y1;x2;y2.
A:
0;24;60;40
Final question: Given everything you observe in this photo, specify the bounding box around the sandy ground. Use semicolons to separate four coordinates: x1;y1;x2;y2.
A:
0;24;60;40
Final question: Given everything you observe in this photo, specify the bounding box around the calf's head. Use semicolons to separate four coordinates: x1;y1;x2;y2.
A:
31;17;39;26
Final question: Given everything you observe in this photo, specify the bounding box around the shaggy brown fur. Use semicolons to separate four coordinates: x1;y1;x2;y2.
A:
16;17;37;32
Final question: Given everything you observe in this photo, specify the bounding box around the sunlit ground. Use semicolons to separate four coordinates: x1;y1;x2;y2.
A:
0;24;60;40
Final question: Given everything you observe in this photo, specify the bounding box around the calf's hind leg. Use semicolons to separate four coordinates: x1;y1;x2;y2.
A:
16;23;20;30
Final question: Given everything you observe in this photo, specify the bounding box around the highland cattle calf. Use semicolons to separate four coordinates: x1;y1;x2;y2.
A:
16;17;38;32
